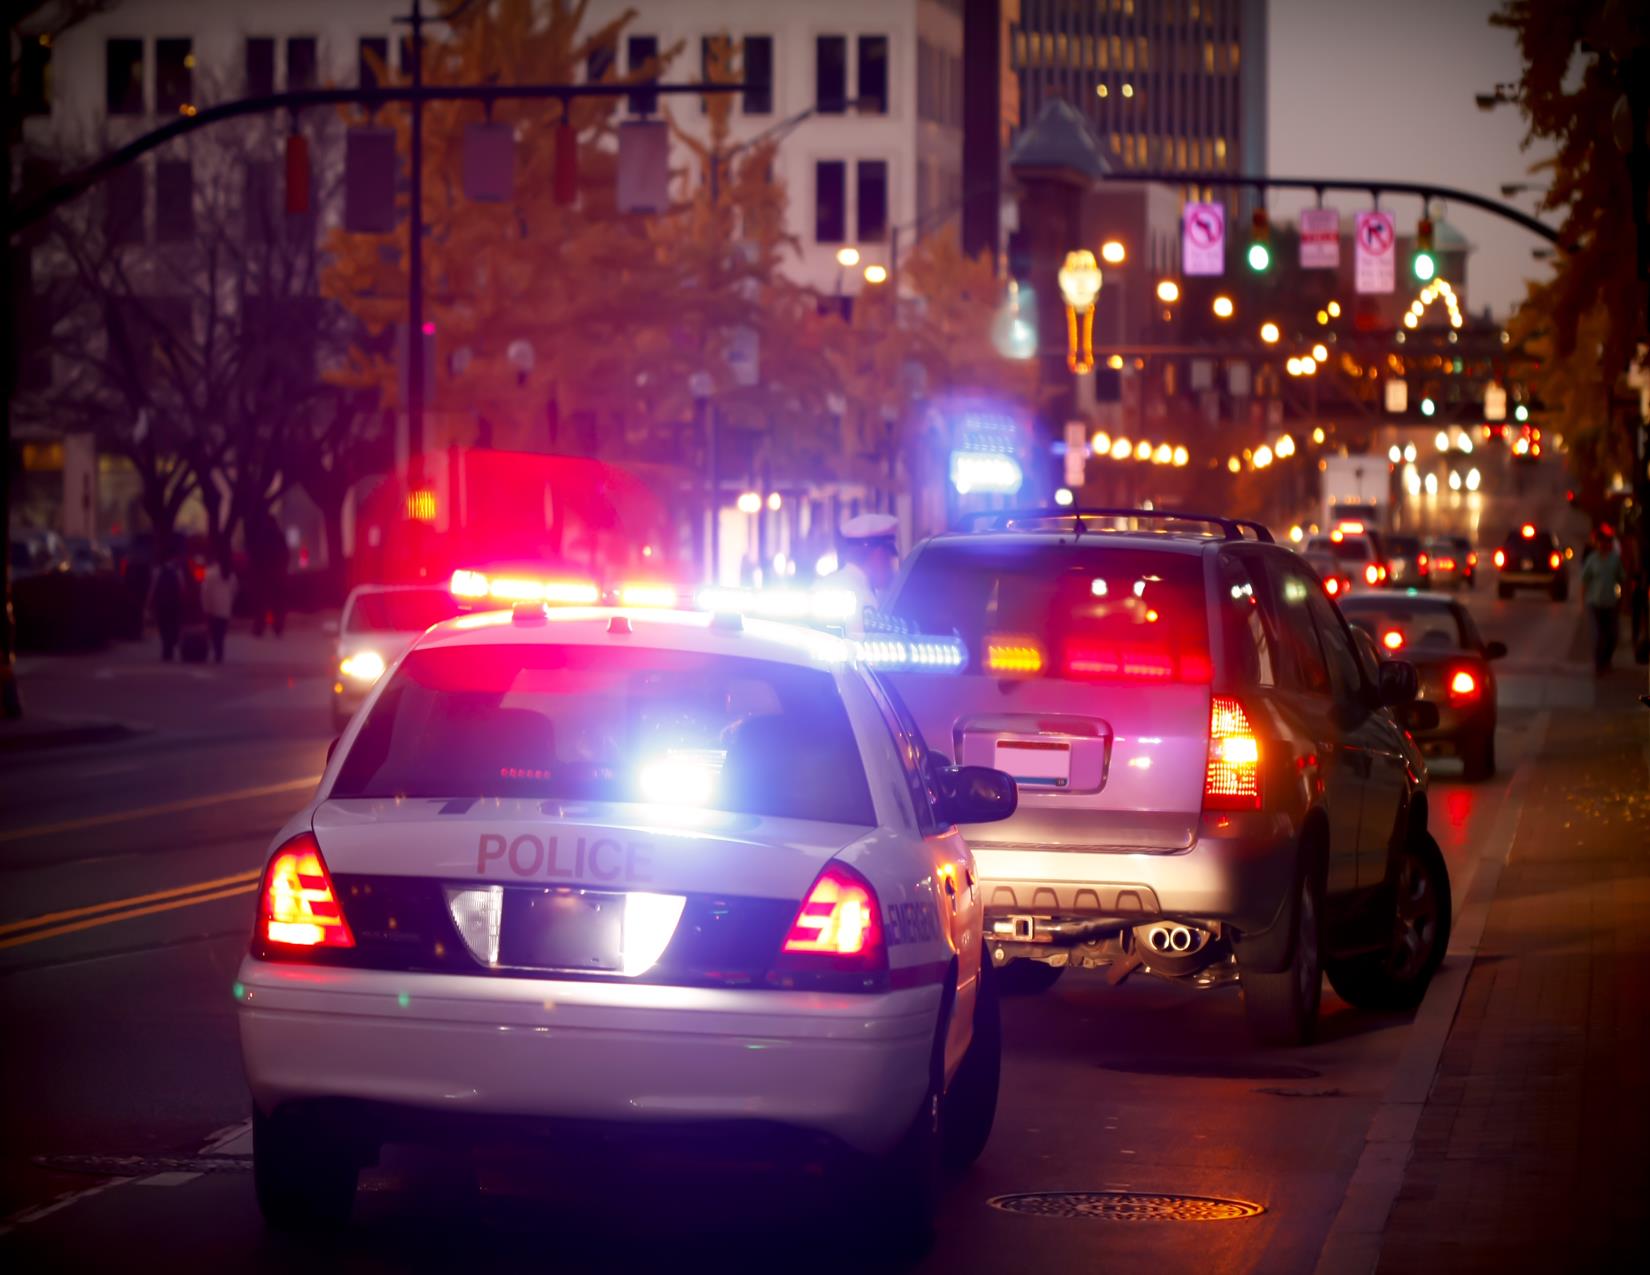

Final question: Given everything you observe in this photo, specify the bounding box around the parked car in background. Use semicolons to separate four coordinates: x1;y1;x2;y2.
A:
1493;524;1568;601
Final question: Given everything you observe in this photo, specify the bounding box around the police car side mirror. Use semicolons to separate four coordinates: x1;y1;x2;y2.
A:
1378;659;1419;707
935;765;1018;826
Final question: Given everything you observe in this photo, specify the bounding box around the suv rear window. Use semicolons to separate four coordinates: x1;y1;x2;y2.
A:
891;542;1210;683
1306;536;1372;562
1503;528;1556;553
333;645;874;825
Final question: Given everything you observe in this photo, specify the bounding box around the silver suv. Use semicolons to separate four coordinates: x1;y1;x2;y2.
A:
883;508;1452;1044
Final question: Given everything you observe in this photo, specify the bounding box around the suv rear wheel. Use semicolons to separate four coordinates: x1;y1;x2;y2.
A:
995;958;1064;996
1327;832;1451;1011
1240;871;1322;1046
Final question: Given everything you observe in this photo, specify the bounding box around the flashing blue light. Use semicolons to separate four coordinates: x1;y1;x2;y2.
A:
950;449;1024;496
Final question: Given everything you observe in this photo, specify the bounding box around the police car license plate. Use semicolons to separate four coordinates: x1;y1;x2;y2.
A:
994;738;1071;788
499;888;624;972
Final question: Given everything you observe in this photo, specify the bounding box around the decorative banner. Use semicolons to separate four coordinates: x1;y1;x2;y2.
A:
1182;202;1226;276
1299;207;1340;269
1354;211;1396;294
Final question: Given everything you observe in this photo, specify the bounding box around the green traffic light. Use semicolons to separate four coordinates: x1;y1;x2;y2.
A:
1413;251;1437;282
1246;242;1271;272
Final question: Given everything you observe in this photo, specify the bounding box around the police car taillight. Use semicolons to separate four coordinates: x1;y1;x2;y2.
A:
776;862;886;972
258;834;354;951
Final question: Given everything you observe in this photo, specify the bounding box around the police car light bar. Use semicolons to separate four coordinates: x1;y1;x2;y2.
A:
450;569;600;606
856;635;968;673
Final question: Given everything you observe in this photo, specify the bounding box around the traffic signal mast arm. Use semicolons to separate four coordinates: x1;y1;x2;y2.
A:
6;79;752;236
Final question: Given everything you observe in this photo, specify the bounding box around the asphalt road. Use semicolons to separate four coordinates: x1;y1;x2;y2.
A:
0;579;1622;1272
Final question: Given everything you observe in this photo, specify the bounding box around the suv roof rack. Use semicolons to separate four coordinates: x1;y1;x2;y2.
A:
959;506;1275;544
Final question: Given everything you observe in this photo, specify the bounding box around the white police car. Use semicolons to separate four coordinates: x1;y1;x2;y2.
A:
238;604;1015;1233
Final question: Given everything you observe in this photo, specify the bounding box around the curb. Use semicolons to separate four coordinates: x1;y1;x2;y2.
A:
0;720;142;756
1311;710;1551;1275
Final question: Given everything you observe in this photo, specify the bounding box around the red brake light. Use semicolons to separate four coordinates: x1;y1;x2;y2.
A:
1324;577;1341;596
1493;549;1506;568
1381;629;1405;651
259;834;354;950
1418;553;1429;567
1364;563;1381;585
1205;695;1261;811
777;862;886;972
1448;669;1479;700
1468;552;1478;566
1548;552;1562;570
1521;524;1536;539
1437;557;1456;570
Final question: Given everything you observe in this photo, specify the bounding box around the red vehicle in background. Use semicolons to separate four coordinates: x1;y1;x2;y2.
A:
351;451;687;605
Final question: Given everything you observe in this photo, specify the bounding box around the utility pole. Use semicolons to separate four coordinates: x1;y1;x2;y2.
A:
1;70;19;718
401;0;428;485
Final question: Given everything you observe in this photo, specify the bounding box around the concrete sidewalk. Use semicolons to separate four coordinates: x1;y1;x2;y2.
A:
1374;707;1650;1271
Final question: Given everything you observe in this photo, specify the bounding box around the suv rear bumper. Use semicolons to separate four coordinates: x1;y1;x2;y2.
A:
970;812;1295;938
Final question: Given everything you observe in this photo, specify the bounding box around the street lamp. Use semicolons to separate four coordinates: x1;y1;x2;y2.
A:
1212;294;1235;319
1100;239;1127;265
835;246;861;267
1311;342;1329;363
1058;249;1103;374
863;263;888;285
1259;321;1280;345
1155;279;1180;304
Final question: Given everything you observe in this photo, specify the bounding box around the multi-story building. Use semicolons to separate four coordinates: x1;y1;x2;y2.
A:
1009;0;1267;210
584;0;967;295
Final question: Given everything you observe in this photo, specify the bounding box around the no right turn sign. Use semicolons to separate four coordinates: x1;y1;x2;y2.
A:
1354;210;1396;294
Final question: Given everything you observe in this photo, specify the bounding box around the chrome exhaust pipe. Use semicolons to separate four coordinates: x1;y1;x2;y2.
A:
1134;921;1211;958
1149;926;1171;952
1169;925;1192;952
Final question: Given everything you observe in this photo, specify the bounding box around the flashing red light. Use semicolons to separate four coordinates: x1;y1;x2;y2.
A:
1063;641;1212;684
1381;629;1405;651
1448;669;1480;700
778;862;886;971
1205;695;1261;811
259;835;354;950
449;569;599;606
618;582;679;609
1521;524;1536;539
1493;549;1506;568
405;488;438;523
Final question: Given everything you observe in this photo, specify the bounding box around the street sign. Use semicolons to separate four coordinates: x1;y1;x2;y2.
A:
1299;207;1340;269
1354;211;1396;294
462;123;515;203
617;121;669;213
1484;384;1507;421
1182;202;1225;276
1064;421;1088;488
1385;378;1408;414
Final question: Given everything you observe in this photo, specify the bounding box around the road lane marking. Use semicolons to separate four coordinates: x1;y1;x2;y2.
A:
0;883;258;950
0;1177;131;1238
0;775;319;844
0;868;261;937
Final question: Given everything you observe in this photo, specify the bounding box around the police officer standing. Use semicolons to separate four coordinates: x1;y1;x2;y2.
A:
825;513;899;636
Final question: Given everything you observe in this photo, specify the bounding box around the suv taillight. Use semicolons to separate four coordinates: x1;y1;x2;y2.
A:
775;862;886;975
1205;695;1261;811
258;834;354;952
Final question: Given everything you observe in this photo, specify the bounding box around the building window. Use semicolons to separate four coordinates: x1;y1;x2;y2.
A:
287;37;318;90
19;35;51;116
816;36;846;112
105;162;144;244
626;35;659;114
815;160;846;243
105;38;144;116
244;161;276;242
857;160;887;242
245;38;275;98
156;161;194;241
743;35;773;114
359;37;389;90
858;35;888;114
156;38;192;113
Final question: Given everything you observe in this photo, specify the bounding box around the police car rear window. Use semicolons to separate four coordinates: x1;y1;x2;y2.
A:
891;543;1210;682
332;645;875;826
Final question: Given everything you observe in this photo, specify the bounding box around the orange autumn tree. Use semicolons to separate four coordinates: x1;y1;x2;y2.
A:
322;0;685;452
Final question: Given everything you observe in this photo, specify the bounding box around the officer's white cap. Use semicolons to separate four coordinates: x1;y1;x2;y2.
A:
841;513;899;541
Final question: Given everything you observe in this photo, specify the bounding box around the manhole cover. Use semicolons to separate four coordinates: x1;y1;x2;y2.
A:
1099;1058;1320;1081
990;1191;1264;1222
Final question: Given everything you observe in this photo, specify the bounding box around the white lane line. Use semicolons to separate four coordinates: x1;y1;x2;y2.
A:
0;1177;130;1238
199;1119;252;1158
1311;709;1550;1275
134;1172;202;1188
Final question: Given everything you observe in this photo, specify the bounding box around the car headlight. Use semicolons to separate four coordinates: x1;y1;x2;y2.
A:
338;650;387;685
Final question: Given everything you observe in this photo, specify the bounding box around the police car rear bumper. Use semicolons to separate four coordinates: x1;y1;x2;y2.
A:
237;959;939;1157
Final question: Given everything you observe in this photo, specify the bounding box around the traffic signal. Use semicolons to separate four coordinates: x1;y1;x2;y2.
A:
1412;216;1436;281
1246;208;1271;272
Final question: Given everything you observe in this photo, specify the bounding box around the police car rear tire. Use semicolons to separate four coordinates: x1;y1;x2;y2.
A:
943;956;1001;1169
253;1107;358;1231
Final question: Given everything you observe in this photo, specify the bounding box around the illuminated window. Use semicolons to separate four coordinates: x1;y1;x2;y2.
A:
1056;33;1067;63
1138;37;1149;70
1176;137;1188;169
1014;31;1026;65
1230;42;1240;70
1204;41;1215;72
1215;136;1228;163
1124;39;1134;71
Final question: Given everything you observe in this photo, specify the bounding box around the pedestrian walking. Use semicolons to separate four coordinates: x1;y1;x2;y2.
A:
1581;528;1626;675
249;513;289;638
202;553;237;664
148;548;185;662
